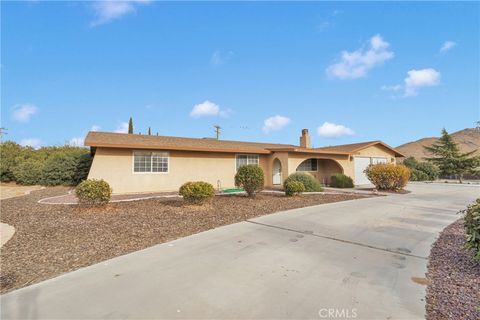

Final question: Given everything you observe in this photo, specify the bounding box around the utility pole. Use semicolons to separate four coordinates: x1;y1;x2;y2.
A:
0;127;7;140
214;125;221;140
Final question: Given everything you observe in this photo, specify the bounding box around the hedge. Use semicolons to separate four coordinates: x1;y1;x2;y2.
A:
0;141;92;186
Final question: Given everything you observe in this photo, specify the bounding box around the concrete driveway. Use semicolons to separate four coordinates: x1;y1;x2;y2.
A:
2;183;478;319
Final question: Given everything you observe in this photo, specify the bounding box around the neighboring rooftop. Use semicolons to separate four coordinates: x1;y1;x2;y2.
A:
85;131;404;156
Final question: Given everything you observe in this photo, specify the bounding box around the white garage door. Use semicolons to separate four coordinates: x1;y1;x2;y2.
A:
354;157;389;185
354;157;372;185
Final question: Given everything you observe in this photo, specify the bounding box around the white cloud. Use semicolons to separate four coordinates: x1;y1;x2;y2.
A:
20;138;42;149
440;41;457;53
317;122;354;138
190;100;224;118
326;34;394;80
114;122;129;133
262;115;291;133
91;125;101;132
90;0;150;27
404;68;441;97
381;84;402;92
210;50;234;66
11;103;38;122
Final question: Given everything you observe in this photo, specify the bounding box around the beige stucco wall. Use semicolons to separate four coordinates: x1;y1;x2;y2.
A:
352;145;397;163
88;148;271;194
87;144;398;193
283;145;397;185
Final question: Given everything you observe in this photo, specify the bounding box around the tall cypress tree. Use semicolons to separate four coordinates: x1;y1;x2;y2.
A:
424;128;479;183
128;117;134;134
148;127;151;135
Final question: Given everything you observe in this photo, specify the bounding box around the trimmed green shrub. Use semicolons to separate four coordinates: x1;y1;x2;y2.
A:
0;141;26;182
72;153;93;185
464;198;480;260
365;164;411;191
330;173;354;188
234;164;264;197
284;180;305;197
410;169;429;182
42;153;78;185
403;156;439;181
0;141;91;185
284;172;323;192
75;179;112;205
179;181;215;203
12;159;44;185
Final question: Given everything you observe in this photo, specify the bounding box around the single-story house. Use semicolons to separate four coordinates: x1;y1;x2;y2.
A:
85;129;404;194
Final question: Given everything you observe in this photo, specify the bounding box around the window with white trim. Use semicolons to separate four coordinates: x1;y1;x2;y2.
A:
371;157;388;165
236;154;259;171
296;159;318;172
133;151;169;173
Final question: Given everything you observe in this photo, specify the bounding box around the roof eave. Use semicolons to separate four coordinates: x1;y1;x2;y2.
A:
84;142;272;154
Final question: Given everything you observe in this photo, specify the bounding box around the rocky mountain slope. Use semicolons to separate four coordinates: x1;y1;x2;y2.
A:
396;128;480;159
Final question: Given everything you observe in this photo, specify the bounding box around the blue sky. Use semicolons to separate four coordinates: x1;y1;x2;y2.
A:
2;1;479;149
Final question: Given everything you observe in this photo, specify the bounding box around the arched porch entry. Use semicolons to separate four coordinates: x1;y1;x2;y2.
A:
295;158;344;186
272;158;282;185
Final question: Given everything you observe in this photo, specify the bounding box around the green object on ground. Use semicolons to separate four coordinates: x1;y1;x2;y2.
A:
223;188;244;193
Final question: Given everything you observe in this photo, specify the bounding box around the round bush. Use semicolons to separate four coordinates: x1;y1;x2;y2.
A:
179;181;215;203
365;164;411;191
75;179;112;205
330;173;354;188
284;180;305;197
410;169;429;181
463;198;480;260
403;156;439;181
13;159;44;185
284;172;323;192
234;165;264;197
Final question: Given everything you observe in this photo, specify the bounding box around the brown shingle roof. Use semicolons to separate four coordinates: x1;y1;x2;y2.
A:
84;132;404;156
84;132;296;154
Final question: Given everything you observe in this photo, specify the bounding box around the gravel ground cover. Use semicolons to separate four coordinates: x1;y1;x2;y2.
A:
39;190;181;204
0;187;367;293
426;218;480;320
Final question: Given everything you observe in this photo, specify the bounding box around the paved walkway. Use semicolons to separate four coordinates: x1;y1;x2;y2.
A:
0;223;15;248
0;184;43;200
1;183;478;319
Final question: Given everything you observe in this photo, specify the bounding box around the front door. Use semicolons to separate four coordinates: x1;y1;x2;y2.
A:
273;159;282;185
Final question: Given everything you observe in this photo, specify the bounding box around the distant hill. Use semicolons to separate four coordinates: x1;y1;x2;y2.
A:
396;128;480;160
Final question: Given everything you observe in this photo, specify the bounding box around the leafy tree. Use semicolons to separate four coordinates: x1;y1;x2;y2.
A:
0;141;24;182
128;117;134;134
424;129;480;183
148;127;151;135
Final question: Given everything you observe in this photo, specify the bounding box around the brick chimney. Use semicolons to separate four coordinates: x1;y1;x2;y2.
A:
299;129;311;148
